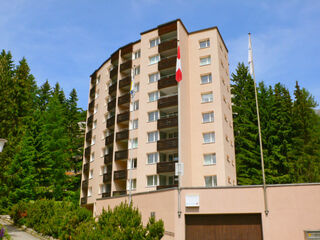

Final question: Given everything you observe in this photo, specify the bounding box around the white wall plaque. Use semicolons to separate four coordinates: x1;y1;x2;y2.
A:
185;195;200;207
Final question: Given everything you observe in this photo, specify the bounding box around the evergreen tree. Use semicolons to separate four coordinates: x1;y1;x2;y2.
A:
37;80;52;111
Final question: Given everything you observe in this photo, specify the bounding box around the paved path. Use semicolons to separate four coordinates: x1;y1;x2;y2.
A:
0;218;41;240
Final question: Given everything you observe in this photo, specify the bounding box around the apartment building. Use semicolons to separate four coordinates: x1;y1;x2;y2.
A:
80;19;236;212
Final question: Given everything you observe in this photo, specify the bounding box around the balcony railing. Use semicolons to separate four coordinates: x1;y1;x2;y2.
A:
157;184;178;190
158;38;177;53
86;130;92;143
102;192;111;198
83;163;90;173
117;111;130;123
107;116;115;128
157;116;178;129
104;153;113;165
113;190;127;196
82;179;88;189
114;170;127;180
80;197;87;205
121;44;133;57
87;115;93;128
119;76;131;89
120;60;132;72
157;138;178;151
118;93;130;106
158;21;177;36
108;82;117;95
110;67;118;79
158;56;176;71
88;100;95;113
84;146;91;158
158;95;178;109
115;149;128;161
103;173;112;182
116;129;129;142
157;161;177;174
108;98;116;110
158;74;177;89
111;51;119;65
105;134;114;145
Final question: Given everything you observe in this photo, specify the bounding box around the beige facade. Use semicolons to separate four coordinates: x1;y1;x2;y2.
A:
80;19;236;214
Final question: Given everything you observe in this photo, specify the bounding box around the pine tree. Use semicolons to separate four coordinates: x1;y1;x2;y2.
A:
37;80;52;111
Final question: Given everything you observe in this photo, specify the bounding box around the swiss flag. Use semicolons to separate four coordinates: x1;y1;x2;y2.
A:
176;45;182;82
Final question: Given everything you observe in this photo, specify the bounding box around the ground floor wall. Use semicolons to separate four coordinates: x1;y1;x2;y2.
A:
95;183;320;240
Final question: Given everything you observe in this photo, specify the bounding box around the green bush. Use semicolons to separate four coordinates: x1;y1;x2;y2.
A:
0;224;11;240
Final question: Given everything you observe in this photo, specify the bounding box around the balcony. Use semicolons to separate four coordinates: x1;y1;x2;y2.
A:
120;60;132;72
113;190;127;196
108;82;117;95
158;56;176;71
84;147;91;158
117;111;130;123
115;149;128;161
157;184;178;190
114;170;127;180
158;74;177;89
119;76;131;89
90;72;97;85
118;93;130;106
82;179;88;189
103;173;112;182
158;38;177;53
108;98;116;110
87;115;93;128
157;138;178;151
158;116;178;129
116;129;129;142
121;43;133;57
157;161;177;174
111;51;119;65
80;197;87;205
88;100;95;114
158;95;178;109
83;163;89;176
106;116;115;128
158;21;177;36
104;154;113;165
105;134;114;145
85;130;92;143
102;192;111;198
110;67;118;79
89;86;96;98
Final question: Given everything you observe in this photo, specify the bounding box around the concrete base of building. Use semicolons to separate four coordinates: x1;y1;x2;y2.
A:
95;183;320;240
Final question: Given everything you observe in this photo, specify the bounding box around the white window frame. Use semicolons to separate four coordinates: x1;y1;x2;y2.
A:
148;131;159;143
147;175;158;187
204;153;216;165
134;82;139;92
130;100;139;111
134;66;140;76
93;120;97;129
149;72;160;83
89;169;93;179
148;91;159;102
133;50;141;59
205;175;217;187
148;111;159;122
150;38;160;48
88;187;92;197
149;55;160;65
199;39;210;49
90;152;95;162
91;136;96;145
200;56;211;66
203;132;215;144
201;73;212;84
129;119;138;130
147;152;158;164
202;112;214;123
129;138;138;149
201;92;213;103
128;158;137;169
127;179;137;190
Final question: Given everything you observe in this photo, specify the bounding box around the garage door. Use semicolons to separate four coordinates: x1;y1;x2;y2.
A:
185;214;263;240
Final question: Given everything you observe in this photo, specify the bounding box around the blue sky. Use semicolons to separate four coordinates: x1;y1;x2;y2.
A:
1;0;320;109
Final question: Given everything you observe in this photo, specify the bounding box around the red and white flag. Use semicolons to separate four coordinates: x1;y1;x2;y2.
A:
176;45;182;82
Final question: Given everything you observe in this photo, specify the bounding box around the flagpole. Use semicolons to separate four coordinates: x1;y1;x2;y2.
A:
248;33;269;216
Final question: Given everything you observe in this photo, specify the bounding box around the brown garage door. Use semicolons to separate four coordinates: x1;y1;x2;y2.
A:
186;214;263;240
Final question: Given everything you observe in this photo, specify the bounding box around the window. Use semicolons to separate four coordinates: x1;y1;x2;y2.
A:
150;38;160;48
205;175;217;187
202;112;214;123
89;169;93;179
305;231;320;239
133;50;141;59
148;131;159;143
227;155;230;163
130;119;138;130
203;132;215;144
201;74;212;84
128;158;137;169
134;66;140;75
149;91;159;102
200;39;210;49
147;153;158;164
127;179;137;190
94;104;98;114
93;120;97;129
149;72;160;83
100;166;107;175
148;111;159;122
201;92;213;103
147;175;158;187
200;56;211;66
134;82;140;92
149;55;160;65
129;138;138;149
91;136;96;145
224;114;228;123
95;89;99;99
88;187;92;197
168;153;178;162
100;184;107;194
130;100;139;111
90;152;95;162
204;153;216;165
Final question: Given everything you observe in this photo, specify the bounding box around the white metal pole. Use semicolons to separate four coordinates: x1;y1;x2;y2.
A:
248;33;269;215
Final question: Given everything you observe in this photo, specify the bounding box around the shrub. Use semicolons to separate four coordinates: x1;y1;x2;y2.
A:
0;224;11;240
